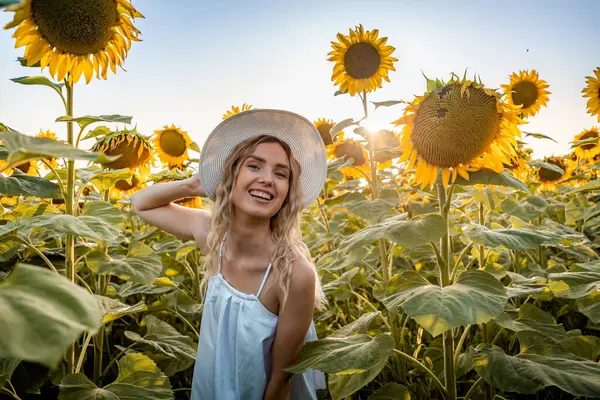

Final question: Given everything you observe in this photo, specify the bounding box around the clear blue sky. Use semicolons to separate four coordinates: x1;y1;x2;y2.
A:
1;0;599;158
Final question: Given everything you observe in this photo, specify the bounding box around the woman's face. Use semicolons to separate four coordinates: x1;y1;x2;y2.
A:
231;141;291;220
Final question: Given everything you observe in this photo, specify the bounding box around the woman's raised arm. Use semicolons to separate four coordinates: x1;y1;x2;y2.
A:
130;175;211;245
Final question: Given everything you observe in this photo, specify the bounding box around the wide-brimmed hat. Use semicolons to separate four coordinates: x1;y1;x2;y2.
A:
198;109;327;207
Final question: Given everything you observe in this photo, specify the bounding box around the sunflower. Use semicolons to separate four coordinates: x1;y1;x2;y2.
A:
222;104;253;120
3;0;143;84
314;118;336;146
328;24;398;96
91;128;153;179
572;127;600;162
14;159;40;176
536;156;571;192
153;170;202;208
34;129;59;169
110;174;145;199
503;145;532;181
582;67;600;122
501;70;550;119
394;74;524;189
152;125;192;168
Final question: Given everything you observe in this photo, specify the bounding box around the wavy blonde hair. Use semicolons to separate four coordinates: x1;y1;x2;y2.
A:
200;135;326;311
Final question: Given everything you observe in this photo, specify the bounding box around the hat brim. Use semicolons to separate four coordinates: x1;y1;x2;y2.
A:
198;109;327;208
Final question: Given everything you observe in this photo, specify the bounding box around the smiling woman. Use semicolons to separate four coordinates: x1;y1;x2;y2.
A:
130;109;328;400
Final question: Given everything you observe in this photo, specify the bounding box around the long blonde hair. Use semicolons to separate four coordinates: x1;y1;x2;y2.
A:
199;135;326;311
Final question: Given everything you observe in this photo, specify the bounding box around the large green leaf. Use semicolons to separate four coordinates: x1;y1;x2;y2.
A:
0;171;61;198
565;179;600;194
470;344;600;397
87;242;163;286
577;291;600;323
285;334;394;374
0;264;100;367
500;197;546;221
81;200;122;225
548;260;600;299
464;224;562;250
1;129;119;166
367;383;411;400
96;296;147;325
288;334;394;400
331;311;381;338
505;272;547;298
529;160;564;175
345;190;399;223
454;169;529;192
495;304;566;342
374;270;507;337
56;114;132;131
58;354;173;399
340;213;446;251
328;354;388;400
21;214;120;242
560;335;600;361
330;118;356;139
124;315;196;376
10;76;63;98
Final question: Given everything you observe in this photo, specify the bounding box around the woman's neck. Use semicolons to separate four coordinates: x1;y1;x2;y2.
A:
226;213;273;260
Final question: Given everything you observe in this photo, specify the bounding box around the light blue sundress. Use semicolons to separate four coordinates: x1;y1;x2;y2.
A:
191;233;326;400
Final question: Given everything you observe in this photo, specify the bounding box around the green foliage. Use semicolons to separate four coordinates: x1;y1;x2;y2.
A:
0;264;101;367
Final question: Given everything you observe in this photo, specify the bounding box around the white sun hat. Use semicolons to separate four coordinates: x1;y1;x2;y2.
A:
198;109;327;208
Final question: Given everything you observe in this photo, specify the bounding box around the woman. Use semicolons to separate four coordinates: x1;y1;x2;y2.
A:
131;109;327;400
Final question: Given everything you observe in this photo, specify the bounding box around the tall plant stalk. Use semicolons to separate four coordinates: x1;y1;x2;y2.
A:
361;91;390;282
65;80;76;374
478;202;493;400
438;184;457;400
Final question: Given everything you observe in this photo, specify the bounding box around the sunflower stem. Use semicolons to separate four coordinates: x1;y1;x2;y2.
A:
64;80;76;374
437;184;457;400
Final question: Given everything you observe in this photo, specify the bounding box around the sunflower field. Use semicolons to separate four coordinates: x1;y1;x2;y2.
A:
1;2;600;400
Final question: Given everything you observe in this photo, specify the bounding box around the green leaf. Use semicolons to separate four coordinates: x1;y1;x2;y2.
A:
371;100;405;110
560;335;600;361
0;171;61;198
328;354;387;400
331;311;381;338
575;201;600;222
471;344;600;397
500;197;546;221
522;131;557;143
124;315;196;376
374;270;507;337
56;115;132;131
345;190;399;223
571;136;598;149
58;354;173;399
322;267;359;294
0;358;20;387
340;213;446;252
454;169;529;192
495;304;566;342
0;264;101;367
81;125;111;141
577;291;600;323
464;224;563;250
96;295;147;325
0;0;21;7
505;272;547;298
566;179;600;194
81;200;122;225
285;334;394;374
330;118;356;139
1;129;119;166
368;383;411;400
21;214;120;242
529;160;564;175
549;261;600;300
89;168;134;193
11;76;63;98
87;242;163;286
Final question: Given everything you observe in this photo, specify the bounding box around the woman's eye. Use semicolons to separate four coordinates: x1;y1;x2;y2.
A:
276;172;287;178
248;164;259;170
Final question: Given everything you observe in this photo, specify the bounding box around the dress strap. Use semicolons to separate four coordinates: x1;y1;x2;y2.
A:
217;231;227;274
256;262;272;298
